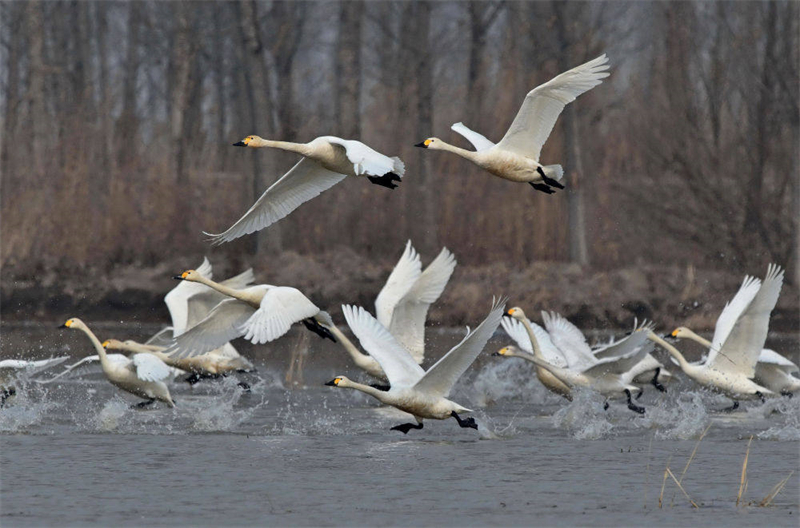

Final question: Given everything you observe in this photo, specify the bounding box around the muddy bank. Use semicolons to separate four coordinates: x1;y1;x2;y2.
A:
2;250;797;333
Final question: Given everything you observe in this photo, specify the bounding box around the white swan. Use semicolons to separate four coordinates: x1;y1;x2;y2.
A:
415;55;609;194
165;269;333;358
646;264;784;410
323;242;457;382
59;318;175;408
204;135;405;244
498;308;653;412
542;311;672;391
325;299;505;433
0;356;69;406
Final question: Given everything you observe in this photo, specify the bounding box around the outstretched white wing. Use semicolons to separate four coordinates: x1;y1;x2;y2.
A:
242;286;320;345
204;158;348;245
413;298;505;398
0;356;69;374
541;311;595;370
375;241;422;328
497;54;610;160
500;317;567;367
164;257;214;334
324;137;405;178
144;327;175;348
710;264;784;378
183;269;257;332
166;298;257;358
450;122;495;151
34;354;129;384
582;324;652;377
759;349;798;373
389;247;457;364
707;274;762;365
131;353;171;382
342;304;425;388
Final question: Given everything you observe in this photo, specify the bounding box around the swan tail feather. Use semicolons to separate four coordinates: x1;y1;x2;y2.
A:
542;164;564;182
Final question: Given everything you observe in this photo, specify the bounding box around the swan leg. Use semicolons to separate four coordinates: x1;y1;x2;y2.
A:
451;411;478;430
537;167;565;189
0;387;16;408
651;367;667;393
721;401;739;413
367;173;401;189
756;391;766;404
185;372;222;385
369;383;391;392
302;318;337;343
529;182;555;194
635;388;644;400
780;390;794;399
237;381;251;392
390;422;424;434
603;401;610;411
625;389;646;414
133;398;155;409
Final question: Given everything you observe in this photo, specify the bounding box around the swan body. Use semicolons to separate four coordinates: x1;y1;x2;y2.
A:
205;135;404;244
325;299;505;432
165;269;333;358
60;318;174;407
323;241;457;381
416;55;609;193
103;339;253;376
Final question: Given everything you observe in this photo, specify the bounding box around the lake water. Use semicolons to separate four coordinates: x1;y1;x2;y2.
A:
1;322;798;526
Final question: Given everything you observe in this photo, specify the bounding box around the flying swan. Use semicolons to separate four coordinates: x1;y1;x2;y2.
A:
325;299;505;433
204;135;405;244
415;55;609;194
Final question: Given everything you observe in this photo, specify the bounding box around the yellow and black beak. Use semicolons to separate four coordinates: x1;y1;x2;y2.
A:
502;310;513;318
59;320;72;329
492;347;507;357
173;271;189;281
324;377;341;387
414;141;428;149
102;340;110;349
232;140;247;147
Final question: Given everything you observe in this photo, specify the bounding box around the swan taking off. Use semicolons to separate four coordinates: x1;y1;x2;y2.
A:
59;318;175;408
321;241;457;382
648;264;785;411
204;135;405;244
325;299;505;434
165;269;334;358
415;55;609;194
0;356;68;407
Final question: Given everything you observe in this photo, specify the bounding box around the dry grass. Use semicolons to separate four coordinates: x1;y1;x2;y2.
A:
658;455;672;508
758;471;794;507
736;435;753;507
671;423;711;506
666;467;699;508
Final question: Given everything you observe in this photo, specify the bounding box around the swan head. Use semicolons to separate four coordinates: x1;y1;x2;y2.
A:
324;376;351;388
492;345;520;357
414;137;442;150
504;307;527;321
233;135;263;147
670;327;691;339
173;269;205;282
59;318;86;331
101;339;126;351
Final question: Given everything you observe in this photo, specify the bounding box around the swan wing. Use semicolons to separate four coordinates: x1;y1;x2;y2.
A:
413;298;505;398
497;54;610;160
581;325;652;377
164;257;214;335
165;299;256;358
707;274;762;365
500;317;567;367
324;137;405;177
342;304;425;388
541;311;595;370
389;247;457;364
0;356;69;373
204;158;348;245
759;349;798;373
375;241;422;328
183;270;256;332
144;327;175;347
131;353;172;382
710;264;784;377
450;122;495;151
242;286;320;345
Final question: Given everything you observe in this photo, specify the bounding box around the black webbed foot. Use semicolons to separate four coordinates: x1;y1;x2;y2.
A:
721;401;739;413
369;384;391;392
451;411;478;430
625;389;646;414
133;399;155;409
302;318;337;342
237;381;251;392
0;387;16;408
540;173;565;189
390;422;424;434
651;367;667;393
367;173;401;189
635;388;644;400
184;373;201;385
529;182;555;194
603;401;610;411
780;390;794;399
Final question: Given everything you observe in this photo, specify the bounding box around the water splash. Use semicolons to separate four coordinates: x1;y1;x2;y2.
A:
190;376;267;432
758;397;800;440
551;389;614;439
0;382;61;433
93;398;131;432
642;391;710;440
467;359;554;408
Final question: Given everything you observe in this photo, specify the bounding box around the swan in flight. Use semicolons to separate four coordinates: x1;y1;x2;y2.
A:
647;264;784;411
0;356;68;406
204;135;405;244
498;308;653;413
415;55;609;194
59;318;175;408
322;242;457;383
325;299;505;433
165;269;334;358
541;311;671;391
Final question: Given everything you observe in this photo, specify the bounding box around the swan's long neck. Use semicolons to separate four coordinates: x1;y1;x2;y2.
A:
340;380;391;403
679;329;712;348
519;317;545;361
325;324;373;367
435;141;479;162
194;276;260;306
252;138;309;156
647;332;694;374
78;326;111;372
512;350;577;384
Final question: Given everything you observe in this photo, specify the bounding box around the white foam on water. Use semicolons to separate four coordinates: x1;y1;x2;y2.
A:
467;359;553;408
190;376;266;432
0;382;62;433
93;398;131;432
758;397;800;440
639;391;710;440
551;389;614;440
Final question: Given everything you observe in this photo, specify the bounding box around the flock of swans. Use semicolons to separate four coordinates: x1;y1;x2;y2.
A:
4;54;797;433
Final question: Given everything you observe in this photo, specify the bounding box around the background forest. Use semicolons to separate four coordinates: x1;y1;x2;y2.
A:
0;1;797;330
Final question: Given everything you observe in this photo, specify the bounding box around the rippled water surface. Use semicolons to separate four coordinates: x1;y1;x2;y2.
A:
1;323;798;526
